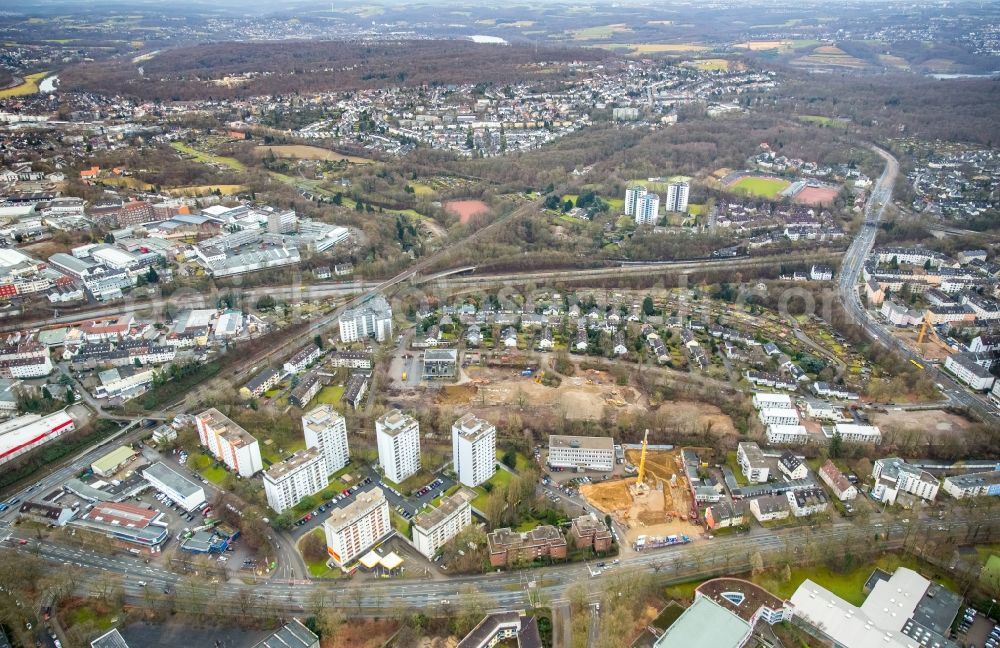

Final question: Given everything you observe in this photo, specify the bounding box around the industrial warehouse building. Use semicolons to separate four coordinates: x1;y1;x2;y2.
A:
141;462;206;511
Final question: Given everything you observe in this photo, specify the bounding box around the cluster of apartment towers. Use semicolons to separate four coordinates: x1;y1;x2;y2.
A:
195;406;497;567
624;178;689;225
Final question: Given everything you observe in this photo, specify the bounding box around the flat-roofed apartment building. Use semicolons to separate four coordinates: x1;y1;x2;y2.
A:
263;447;328;514
323;487;391;569
737;442;769;483
412;490;473;559
943;470;1000;499
548;435;615;472
487;525;567;567
376;409;421;483
302;404;350;476
452;413;496;487
195;408;263;477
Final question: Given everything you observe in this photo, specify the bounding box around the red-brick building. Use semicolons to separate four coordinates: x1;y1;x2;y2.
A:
569;515;613;552
487;526;567;568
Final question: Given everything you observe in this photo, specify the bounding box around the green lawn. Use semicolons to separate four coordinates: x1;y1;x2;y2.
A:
314;384;344;406
983;554;1000;586
664;579;704;602
496;449;532;473
471;468;513;510
729;176;791;199
299;528;342;579
687;203;705;216
391;511;410;536
514;519;541;532
409;182;435;196
190;454;228;484
799;115;849;128
170;141;246;171
605;197;625;211
68;604;117;632
428;484;462;508
725;451;749;487
753;553;958;605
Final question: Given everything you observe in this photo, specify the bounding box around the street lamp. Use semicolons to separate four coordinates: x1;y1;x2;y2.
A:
989;598;996;620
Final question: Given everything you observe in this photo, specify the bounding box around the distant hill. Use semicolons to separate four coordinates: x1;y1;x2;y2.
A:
62;39;609;101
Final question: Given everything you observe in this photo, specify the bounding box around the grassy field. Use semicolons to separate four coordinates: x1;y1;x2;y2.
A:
471;468;513;510
257;144;375;164
639;43;710;53
496;449;533;473
729;175;791;198
687;203;706;216
390;511;410;535
171;142;245;171
314;384;345;406
569;23;631;40
190;454;227;485
0;71;48;98
798;115;850;128
685;58;731;71
753;553;958;605
164;184;245;196
300;528;343;578
408;182;435;196
725;451;749;487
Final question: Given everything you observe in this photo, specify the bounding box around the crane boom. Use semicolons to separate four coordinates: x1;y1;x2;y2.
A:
636;429;649;486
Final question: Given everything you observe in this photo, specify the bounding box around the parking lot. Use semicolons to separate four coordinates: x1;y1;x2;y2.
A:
289;464;456;539
959;606;1000;648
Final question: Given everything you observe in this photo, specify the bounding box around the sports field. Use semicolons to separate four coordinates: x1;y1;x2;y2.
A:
729;175;791;198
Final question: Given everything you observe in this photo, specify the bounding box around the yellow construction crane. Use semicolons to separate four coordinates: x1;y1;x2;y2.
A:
636;429;649;486
917;312;943;346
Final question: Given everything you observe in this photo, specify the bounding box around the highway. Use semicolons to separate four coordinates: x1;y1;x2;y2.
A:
837;145;999;423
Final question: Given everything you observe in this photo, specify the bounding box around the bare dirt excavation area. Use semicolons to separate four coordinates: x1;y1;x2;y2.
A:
581;448;701;545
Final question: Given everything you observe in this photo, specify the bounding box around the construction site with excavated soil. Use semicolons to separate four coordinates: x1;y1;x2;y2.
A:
579;447;706;544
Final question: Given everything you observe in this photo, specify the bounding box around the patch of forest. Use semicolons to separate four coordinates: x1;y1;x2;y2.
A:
61;40;609;101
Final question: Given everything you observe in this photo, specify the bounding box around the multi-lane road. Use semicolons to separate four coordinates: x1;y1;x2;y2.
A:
4;512;996;615
838;145;999;422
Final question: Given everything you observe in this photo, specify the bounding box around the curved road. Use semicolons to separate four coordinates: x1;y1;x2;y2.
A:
838;145;998;422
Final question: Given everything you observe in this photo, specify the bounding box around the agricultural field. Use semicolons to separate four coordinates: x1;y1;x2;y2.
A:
0;71;49;98
568;23;632;40
607;43;710;54
728;175;791;198
683;58;733;71
734;39;822;52
792;45;868;69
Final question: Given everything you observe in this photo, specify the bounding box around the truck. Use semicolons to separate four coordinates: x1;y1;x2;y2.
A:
633;534;691;551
